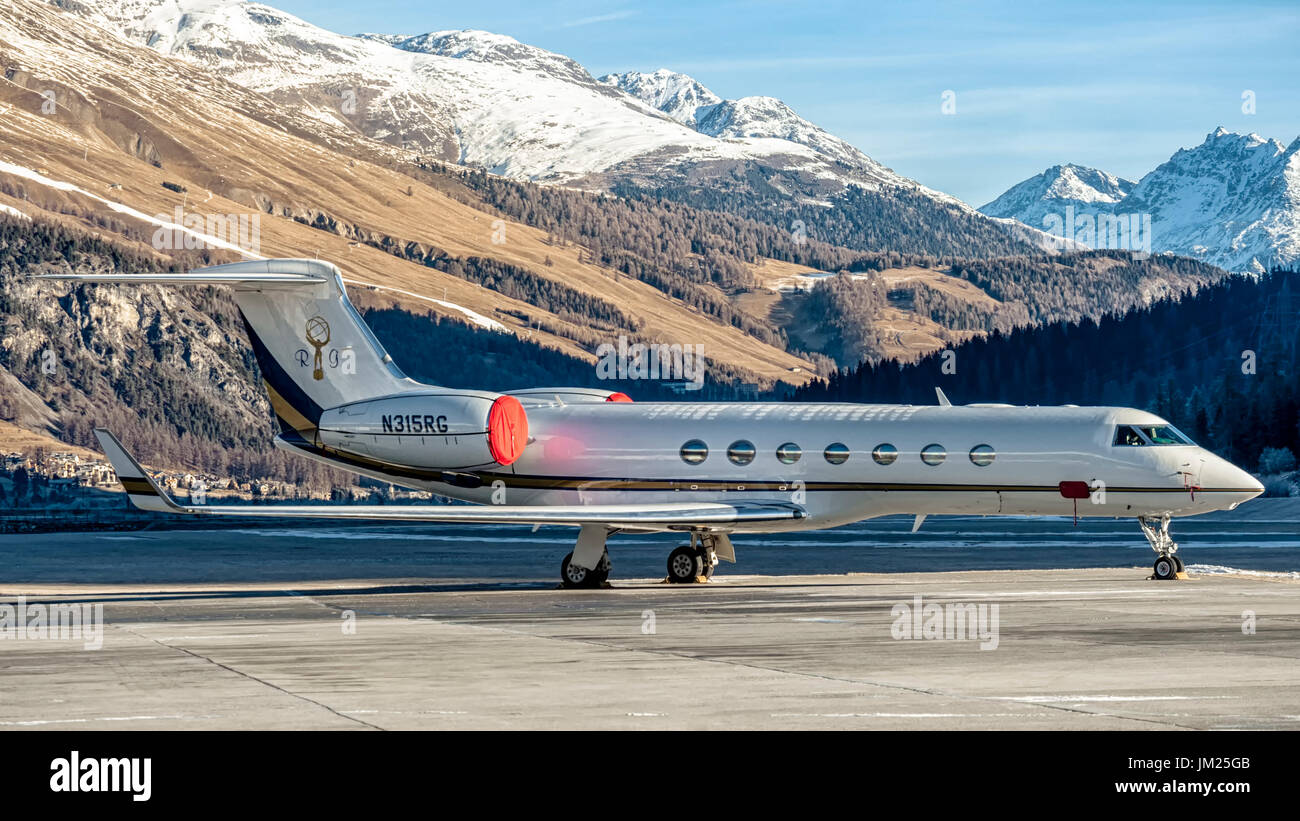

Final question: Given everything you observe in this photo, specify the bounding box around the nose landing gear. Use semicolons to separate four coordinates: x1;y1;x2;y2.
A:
1139;514;1186;580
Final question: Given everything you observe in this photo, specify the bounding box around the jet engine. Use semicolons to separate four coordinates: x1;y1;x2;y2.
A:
317;391;529;470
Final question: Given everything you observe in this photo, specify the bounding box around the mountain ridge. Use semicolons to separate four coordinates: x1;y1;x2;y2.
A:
982;128;1300;272
66;0;1064;260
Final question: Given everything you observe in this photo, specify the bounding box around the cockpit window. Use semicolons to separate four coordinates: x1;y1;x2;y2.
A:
1113;425;1146;446
1113;424;1194;447
1139;425;1193;445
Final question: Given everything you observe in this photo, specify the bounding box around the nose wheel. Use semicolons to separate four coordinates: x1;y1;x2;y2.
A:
1152;553;1185;580
1140;515;1185;580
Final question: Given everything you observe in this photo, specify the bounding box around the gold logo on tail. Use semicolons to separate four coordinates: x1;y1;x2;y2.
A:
305;315;330;381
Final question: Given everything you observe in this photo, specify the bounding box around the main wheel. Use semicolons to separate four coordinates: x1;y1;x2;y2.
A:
1153;554;1178;581
561;551;600;588
1172;554;1185;573
667;545;703;583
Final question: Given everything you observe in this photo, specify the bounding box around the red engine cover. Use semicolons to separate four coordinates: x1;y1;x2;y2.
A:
487;395;529;466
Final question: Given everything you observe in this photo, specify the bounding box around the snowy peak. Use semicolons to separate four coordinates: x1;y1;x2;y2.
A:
1204;125;1283;152
1041;164;1135;204
78;0;302;55
601;69;901;182
599;69;722;128
697;96;803;139
981;163;1135;223
361;29;601;89
1125;127;1291;217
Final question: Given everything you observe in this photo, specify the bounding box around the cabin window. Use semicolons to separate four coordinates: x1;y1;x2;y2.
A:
680;439;708;465
920;444;946;466
776;443;802;464
969;444;996;466
727;440;756;466
872;444;898;465
824;443;850;465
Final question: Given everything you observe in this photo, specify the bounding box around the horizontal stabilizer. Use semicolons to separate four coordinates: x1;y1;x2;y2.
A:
33;258;336;289
33;272;324;286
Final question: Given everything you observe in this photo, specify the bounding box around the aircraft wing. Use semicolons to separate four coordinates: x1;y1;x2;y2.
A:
94;430;805;529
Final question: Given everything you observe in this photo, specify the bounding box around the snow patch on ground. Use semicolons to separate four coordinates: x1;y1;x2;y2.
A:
0;159;262;256
1186;564;1300;580
341;277;507;331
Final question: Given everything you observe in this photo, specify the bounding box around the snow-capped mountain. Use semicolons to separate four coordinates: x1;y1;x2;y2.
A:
981;164;1136;228
982;129;1300;272
358;30;608;93
69;0;904;192
49;0;1078;259
1124;129;1300;272
599;69;722;129
601;69;887;174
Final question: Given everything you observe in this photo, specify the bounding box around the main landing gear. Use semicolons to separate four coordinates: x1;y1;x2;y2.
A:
666;533;720;584
1139;514;1185;581
559;524;613;589
560;549;611;589
557;529;729;588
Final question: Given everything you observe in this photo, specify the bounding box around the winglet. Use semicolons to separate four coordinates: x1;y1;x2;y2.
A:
935;387;952;407
93;429;187;514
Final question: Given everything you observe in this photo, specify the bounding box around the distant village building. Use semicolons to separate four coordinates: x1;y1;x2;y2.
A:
1;445;338;503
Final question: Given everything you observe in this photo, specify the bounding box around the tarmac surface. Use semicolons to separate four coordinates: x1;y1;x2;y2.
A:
2;515;1298;729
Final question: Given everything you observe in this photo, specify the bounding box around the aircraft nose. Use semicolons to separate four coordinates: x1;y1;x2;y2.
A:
1200;453;1264;509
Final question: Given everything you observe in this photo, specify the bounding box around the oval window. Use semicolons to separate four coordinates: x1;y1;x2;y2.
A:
727;440;756;466
824;443;850;465
969;444;996;467
680;439;708;465
776;442;802;465
920;444;946;466
872;443;898;465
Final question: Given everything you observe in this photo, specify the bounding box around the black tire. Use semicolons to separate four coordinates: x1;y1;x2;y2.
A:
561;551;599;588
1172;555;1185;573
590;552;612;585
667;545;703;583
1153;554;1178;580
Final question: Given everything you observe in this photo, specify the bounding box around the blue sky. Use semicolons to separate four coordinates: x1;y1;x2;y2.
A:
274;0;1299;206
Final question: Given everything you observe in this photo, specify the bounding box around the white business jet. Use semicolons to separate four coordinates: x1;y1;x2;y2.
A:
40;259;1263;585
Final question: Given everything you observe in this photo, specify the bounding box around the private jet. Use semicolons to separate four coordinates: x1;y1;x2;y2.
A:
40;259;1264;586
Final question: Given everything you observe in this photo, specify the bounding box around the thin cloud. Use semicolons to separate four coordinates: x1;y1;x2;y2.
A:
561;10;639;28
